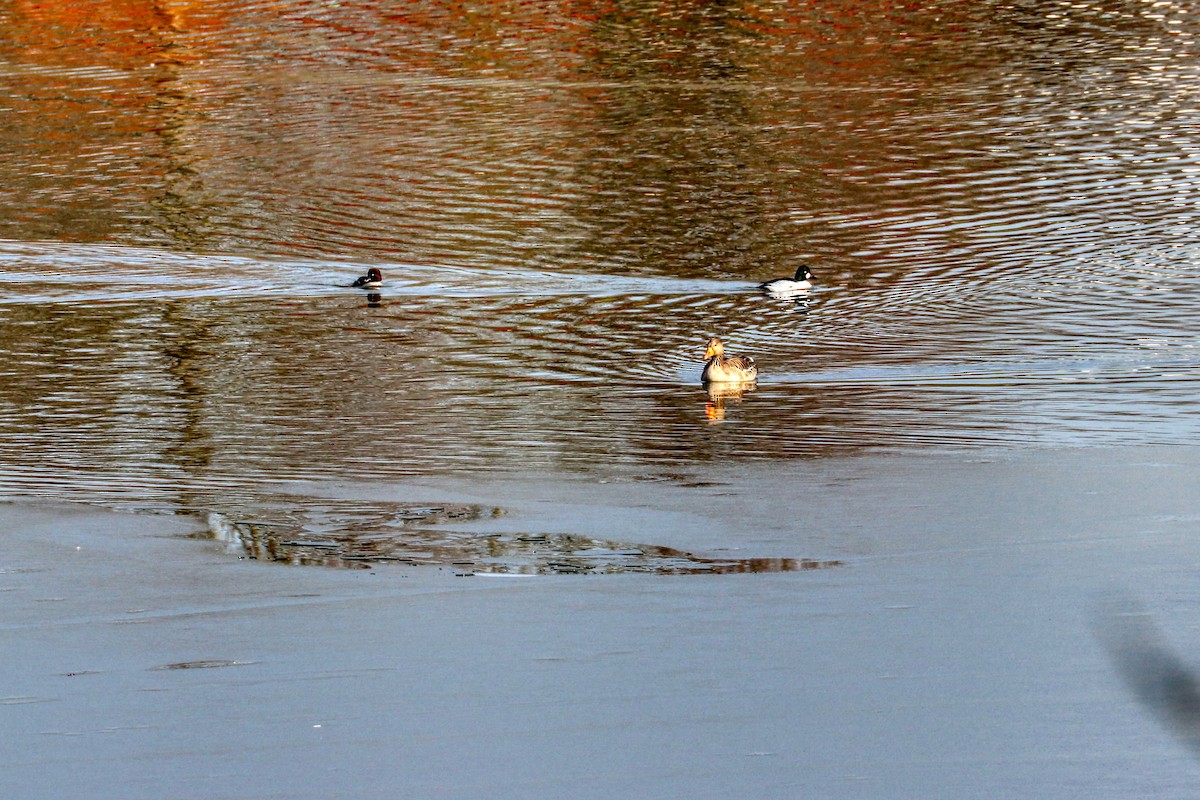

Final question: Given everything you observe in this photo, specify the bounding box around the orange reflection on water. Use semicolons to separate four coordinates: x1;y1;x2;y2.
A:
705;381;756;424
9;0;227;64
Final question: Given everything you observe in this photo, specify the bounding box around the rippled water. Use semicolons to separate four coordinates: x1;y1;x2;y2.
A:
2;1;1199;566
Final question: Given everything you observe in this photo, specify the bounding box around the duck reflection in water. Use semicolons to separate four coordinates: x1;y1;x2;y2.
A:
366;293;383;308
704;380;756;423
781;295;811;313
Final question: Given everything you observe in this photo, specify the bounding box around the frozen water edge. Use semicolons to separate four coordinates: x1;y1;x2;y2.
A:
3;446;1200;798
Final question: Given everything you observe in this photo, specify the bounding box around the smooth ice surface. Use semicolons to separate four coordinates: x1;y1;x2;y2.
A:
4;446;1200;799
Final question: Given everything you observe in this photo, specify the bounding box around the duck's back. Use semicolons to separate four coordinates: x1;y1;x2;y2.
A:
703;355;757;382
726;355;756;371
761;278;810;293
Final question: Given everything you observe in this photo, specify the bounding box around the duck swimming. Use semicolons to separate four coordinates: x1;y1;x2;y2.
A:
352;268;382;289
760;265;813;297
702;337;758;383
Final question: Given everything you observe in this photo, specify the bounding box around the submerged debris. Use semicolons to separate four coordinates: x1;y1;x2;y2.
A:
200;501;842;576
151;659;257;671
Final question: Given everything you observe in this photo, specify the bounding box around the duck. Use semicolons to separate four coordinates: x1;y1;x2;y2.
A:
760;265;813;297
702;337;758;383
352;268;382;289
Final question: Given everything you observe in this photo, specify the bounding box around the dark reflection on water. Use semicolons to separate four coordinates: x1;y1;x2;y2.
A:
1;1;1200;566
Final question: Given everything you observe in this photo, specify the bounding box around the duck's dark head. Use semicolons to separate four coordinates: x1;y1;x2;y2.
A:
353;268;383;287
794;265;813;281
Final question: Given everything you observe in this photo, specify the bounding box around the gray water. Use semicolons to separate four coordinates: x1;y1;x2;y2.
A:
1;0;1199;565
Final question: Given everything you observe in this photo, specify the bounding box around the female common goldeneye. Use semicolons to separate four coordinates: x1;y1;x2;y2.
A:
760;265;813;297
702;337;758;383
352;268;382;289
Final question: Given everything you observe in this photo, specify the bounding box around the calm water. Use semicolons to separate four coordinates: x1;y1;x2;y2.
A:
1;1;1199;566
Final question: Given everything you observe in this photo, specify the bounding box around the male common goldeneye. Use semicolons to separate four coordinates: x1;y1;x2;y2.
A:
352;268;382;289
701;337;758;383
760;265;813;297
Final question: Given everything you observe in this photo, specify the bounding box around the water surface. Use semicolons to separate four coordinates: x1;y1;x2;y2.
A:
1;0;1199;564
